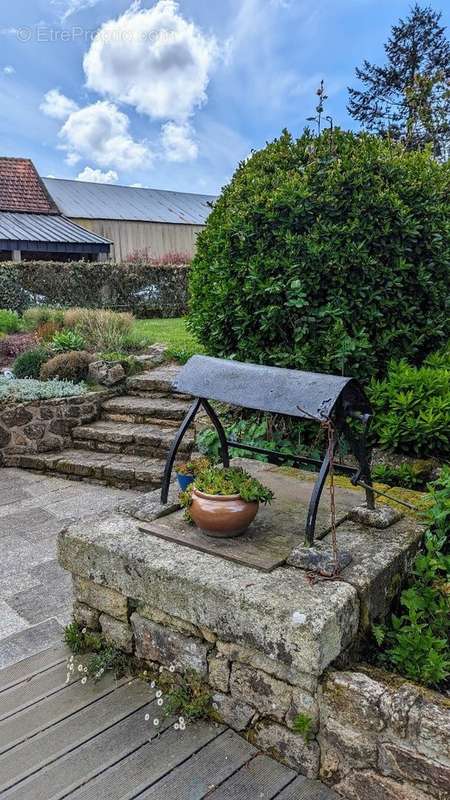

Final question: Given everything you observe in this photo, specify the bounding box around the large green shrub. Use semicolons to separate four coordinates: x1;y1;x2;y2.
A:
368;360;449;458
189;129;449;381
0;309;21;334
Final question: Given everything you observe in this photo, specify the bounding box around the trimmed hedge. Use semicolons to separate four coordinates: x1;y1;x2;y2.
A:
0;262;189;317
189;129;450;381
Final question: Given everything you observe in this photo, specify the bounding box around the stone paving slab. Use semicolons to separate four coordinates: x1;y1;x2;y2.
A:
0;469;142;668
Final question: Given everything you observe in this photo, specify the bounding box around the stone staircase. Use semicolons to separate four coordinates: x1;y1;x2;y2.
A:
13;365;195;491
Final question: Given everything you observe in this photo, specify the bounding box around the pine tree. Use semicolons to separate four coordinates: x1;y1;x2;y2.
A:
348;4;450;159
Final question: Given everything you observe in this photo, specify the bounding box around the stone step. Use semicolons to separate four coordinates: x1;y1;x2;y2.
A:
72;420;194;457
126;364;182;395
9;449;168;491
101;395;191;425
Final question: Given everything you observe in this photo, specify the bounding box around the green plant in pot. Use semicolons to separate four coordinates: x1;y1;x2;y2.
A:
175;456;211;491
180;465;274;538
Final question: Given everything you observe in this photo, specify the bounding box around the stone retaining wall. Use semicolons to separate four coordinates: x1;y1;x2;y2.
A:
320;669;449;800
0;391;107;462
71;576;322;778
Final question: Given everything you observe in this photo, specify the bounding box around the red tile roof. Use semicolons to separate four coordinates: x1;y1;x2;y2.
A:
0;157;60;214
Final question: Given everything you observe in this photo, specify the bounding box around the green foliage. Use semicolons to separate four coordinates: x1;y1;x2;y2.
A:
22;306;65;331
181;465;274;505
368;360;449;458
371;463;424;490
64;622;103;654
176;456;211;476
12;347;49;379
424;342;450;370
374;468;450;688
0;309;21;333
98;352;144;376
40;351;93;383
52;329;86;352
165;346;199;365
64;308;134;352
0;267;28;312
159;670;213;722
64;623;129;681
0;377;87;401
292;713;314;742
189;129;449;381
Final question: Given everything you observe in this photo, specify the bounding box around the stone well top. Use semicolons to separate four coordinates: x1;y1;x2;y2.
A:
58;461;424;687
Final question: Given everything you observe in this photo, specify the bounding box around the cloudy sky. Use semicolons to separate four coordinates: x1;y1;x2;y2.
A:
1;0;448;194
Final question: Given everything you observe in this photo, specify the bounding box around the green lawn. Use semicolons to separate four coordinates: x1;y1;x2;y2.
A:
132;317;202;357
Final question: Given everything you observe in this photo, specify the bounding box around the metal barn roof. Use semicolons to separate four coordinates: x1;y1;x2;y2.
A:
0;212;111;245
43;177;216;225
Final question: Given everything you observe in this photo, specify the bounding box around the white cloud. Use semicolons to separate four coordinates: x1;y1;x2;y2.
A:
59;100;152;170
52;0;103;23
161;122;198;162
76;166;119;183
83;0;217;121
3;65;15;75
41;89;79;120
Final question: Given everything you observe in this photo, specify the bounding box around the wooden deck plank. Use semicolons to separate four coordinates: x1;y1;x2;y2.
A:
275;776;340;799
0;662;77;721
64;721;225;800
0;646;67;693
138;729;257;800
0;680;150;793
0;671;126;755
2;700;166;800
203;753;296;799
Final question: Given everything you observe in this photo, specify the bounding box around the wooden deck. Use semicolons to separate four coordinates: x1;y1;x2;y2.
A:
0;646;337;800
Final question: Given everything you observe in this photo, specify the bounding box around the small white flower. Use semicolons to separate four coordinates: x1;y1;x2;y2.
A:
169;664;175;673
150;681;156;689
153;718;159;727
212;702;218;710
180;722;186;731
77;664;83;672
83;666;88;673
82;627;87;634
156;690;162;698
143;670;148;676
174;723;179;730
144;713;150;721
81;677;87;685
157;698;163;706
69;655;74;662
178;717;185;725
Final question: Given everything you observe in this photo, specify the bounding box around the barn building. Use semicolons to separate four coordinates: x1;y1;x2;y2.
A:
0;158;111;262
43;178;216;262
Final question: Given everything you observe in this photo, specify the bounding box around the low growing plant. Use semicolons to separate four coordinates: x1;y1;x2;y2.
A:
373;468;450;689
371;463;425;490
12;347;49;379
180;465;274;522
51;329;86;352
292;713;314;742
176;456;211;476
98;351;144;377
65;308;134;351
0;309;21;334
40;351;94;383
0;377;87;401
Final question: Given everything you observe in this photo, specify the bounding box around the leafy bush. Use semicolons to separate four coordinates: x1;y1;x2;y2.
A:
0;267;29;312
40;351;94;383
0;309;21;334
64;308;134;351
22;306;65;331
373;468;450;688
12;347;49;379
51;329;86;352
371;463;425;490
368;360;449;458
189;129;449;381
0;377;87;401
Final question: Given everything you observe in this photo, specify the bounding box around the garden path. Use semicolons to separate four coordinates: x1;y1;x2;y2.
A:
0;468;142;670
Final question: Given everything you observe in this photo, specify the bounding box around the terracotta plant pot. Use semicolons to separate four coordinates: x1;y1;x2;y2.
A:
190;487;258;538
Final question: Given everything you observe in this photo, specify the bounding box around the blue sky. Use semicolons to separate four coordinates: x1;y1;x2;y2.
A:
1;0;448;195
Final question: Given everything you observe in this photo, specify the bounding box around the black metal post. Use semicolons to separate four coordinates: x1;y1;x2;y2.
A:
160;398;201;504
